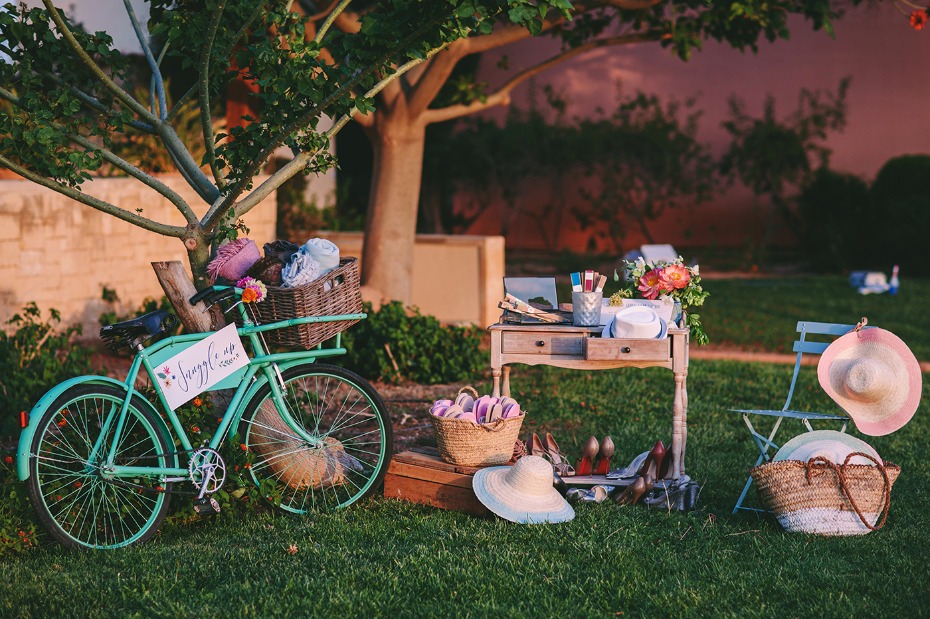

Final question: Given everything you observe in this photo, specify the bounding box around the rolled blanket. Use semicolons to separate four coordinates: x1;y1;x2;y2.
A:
264;240;300;265
282;252;322;288
300;238;340;273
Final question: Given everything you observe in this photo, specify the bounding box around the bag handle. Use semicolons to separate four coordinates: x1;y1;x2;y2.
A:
805;452;892;531
456;385;479;400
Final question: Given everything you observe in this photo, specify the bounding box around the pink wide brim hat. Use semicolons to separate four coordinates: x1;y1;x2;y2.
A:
817;327;922;436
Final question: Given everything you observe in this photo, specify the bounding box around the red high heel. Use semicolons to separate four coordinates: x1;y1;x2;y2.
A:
593;436;614;476
575;436;598;476
636;441;666;480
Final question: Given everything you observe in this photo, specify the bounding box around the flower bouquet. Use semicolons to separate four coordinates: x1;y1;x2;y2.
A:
610;257;710;345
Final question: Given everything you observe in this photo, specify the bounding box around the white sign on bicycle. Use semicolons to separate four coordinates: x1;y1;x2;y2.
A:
156;323;249;410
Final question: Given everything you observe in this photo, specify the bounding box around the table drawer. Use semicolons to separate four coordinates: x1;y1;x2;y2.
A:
501;332;586;356
584;337;670;361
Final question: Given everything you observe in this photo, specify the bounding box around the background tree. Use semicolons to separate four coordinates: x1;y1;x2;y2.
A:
1;0;848;313
719;78;849;265
422;85;716;253
0;0;572;327
321;0;846;302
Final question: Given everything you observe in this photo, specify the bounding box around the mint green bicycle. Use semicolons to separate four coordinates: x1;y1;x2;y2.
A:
16;285;392;549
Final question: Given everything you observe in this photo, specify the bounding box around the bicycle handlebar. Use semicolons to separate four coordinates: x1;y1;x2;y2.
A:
189;286;236;306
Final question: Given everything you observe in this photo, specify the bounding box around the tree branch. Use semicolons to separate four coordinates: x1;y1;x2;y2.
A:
423;32;660;125
30;72;156;133
208;13;449;225
65;134;199;224
406;45;466;117
42;0;158;125
199;0;228;188
228;50;443;222
0;155;188;238
123;0;167;119
314;0;353;42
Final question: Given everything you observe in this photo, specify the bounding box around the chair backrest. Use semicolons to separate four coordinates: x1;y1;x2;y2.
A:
782;321;856;411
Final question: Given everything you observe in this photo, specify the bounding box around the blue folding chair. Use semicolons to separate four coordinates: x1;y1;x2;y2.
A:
730;321;851;513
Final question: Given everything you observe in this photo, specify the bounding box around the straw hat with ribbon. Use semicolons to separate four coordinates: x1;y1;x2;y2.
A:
818;318;922;436
472;455;574;524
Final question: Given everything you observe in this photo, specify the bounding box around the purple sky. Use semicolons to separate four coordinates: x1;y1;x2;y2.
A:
477;3;930;181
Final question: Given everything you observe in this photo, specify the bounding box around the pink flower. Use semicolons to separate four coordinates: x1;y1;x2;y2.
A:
659;264;691;290
637;268;667;300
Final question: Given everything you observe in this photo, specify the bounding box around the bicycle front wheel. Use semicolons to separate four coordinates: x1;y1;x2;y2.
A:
237;364;392;513
26;385;172;549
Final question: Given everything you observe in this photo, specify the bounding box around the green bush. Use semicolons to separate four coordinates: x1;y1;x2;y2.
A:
869;155;930;274
797;168;870;271
0;303;92;439
338;302;485;384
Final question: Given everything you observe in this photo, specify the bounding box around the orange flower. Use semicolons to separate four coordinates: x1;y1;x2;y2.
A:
57;419;68;427
659;264;691;290
3;455;12;465
193;397;203;407
241;287;259;303
73;481;82;488
191;426;200;434
287;544;298;555
244;463;251;469
910;9;928;30
240;443;249;451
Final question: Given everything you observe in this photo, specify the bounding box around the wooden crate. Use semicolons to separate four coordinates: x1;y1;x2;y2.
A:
383;446;511;516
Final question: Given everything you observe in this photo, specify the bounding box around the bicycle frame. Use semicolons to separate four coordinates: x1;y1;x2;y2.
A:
17;299;366;483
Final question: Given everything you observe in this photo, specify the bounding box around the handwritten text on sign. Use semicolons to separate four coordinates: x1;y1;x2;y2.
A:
156;324;249;410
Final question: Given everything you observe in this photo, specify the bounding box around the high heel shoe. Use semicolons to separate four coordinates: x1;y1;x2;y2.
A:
593;436;614;476
526;433;545;458
542;432;575;477
614;473;655;506
636;440;666;480
575;436;599;476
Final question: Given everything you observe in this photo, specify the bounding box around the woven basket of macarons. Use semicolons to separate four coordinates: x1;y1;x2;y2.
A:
429;386;525;466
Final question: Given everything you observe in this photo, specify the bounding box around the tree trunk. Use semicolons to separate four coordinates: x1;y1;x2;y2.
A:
362;118;427;304
151;261;226;333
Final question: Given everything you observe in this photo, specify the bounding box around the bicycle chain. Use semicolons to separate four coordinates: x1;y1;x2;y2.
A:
94;447;219;497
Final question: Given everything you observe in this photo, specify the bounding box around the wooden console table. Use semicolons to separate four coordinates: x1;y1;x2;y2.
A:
489;323;690;479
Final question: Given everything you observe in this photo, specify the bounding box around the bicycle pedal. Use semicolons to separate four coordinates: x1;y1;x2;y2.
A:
193;497;221;516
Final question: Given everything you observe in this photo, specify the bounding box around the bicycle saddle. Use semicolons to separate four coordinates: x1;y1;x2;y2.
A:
100;310;179;352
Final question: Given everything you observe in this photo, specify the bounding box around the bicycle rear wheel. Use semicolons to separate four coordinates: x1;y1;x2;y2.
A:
26;385;172;549
237;363;392;513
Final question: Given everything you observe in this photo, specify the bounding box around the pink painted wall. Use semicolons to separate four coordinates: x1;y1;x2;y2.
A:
460;4;930;253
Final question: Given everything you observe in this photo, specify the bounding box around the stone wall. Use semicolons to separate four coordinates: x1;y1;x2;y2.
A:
0;176;277;337
321;231;505;328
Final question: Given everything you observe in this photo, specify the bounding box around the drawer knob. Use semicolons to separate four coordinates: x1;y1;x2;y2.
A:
621;347;631;353
535;340;546;347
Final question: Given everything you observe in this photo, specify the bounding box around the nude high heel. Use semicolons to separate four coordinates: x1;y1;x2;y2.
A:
636;441;666;480
576;436;599;476
593;436;614;476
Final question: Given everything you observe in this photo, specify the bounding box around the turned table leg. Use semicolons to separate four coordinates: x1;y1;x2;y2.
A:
502;365;511;398
680;372;689;477
491;368;502;398
671;372;685;479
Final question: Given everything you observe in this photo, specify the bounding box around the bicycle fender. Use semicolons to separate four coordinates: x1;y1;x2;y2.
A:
16;375;177;481
225;359;319;437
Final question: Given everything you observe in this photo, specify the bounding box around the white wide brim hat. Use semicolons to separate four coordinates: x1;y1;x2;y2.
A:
773;430;880;465
602;306;667;339
817;326;922;436
472;455;574;524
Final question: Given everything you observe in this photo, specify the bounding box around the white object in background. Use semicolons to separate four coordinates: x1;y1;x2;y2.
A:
640;244;679;265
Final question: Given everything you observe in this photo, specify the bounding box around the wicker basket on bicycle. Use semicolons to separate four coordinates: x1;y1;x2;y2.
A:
240;257;362;349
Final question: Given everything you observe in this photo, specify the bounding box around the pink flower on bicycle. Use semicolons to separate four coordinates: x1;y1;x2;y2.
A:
637;268;668;300
659;263;691;290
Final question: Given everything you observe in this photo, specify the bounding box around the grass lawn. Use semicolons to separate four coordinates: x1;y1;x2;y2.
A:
2;359;927;618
